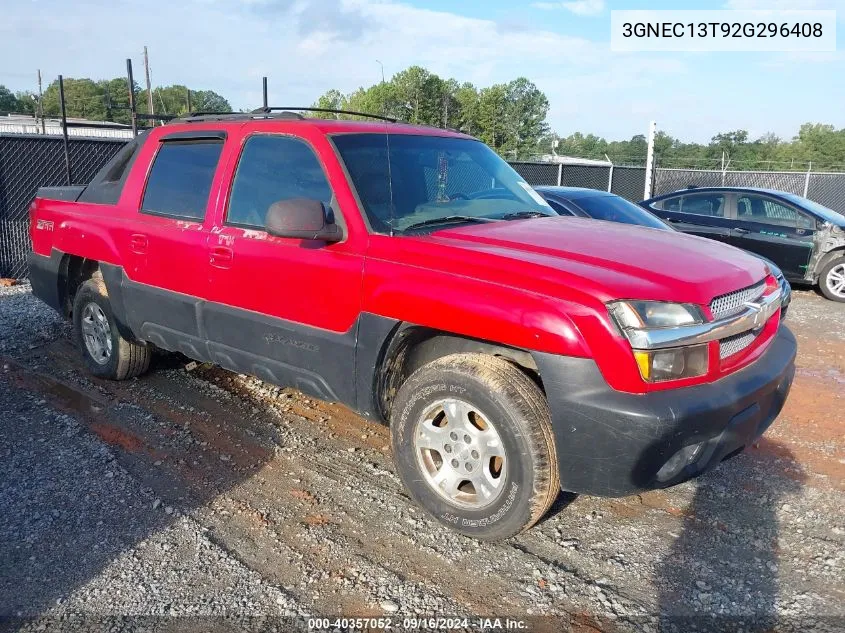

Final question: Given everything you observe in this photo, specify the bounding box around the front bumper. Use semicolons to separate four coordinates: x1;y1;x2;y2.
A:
533;326;796;497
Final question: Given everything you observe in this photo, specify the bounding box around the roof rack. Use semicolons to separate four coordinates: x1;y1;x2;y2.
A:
252;106;397;123
166;106;398;126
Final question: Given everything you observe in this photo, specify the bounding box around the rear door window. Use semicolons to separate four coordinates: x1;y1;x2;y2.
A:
141;140;224;221
736;195;815;230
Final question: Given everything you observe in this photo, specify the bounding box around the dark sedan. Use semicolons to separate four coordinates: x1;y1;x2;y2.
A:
536;186;792;316
641;187;845;302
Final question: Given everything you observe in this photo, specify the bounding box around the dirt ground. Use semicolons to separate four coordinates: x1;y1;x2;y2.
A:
0;284;842;632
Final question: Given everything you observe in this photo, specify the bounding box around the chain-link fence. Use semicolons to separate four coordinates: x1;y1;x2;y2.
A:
510;162;561;186
511;161;845;214
509;161;648;203
610;166;646;202
653;168;845;213
0;134;127;278
807;173;845;213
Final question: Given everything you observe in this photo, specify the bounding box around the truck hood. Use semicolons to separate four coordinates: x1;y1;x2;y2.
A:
418;216;769;305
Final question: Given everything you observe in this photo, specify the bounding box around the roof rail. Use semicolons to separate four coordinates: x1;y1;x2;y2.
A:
187;111;235;117
252;106;397;123
167;110;307;124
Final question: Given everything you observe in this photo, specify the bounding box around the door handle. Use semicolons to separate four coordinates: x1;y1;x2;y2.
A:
210;246;234;268
734;228;750;234
129;233;148;253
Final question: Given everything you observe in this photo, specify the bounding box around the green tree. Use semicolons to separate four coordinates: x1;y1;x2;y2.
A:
41;78;107;120
504;77;549;158
14;91;37;115
31;77;230;124
311;66;551;157
453;82;480;135
0;85;19;112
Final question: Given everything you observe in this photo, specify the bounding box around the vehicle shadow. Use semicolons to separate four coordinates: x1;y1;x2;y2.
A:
0;326;280;626
655;438;805;632
537;491;578;526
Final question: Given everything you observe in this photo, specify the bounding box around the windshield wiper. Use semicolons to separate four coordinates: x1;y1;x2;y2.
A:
401;215;501;232
501;210;552;220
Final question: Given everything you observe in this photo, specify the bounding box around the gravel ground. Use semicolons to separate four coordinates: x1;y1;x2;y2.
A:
0;281;843;632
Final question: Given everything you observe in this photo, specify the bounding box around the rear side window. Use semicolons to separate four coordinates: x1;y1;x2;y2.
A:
666;194;726;217
141;141;223;220
78;132;148;205
226;135;332;229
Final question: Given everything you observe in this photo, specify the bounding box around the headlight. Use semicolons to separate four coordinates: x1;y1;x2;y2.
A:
608;301;709;383
608;301;704;329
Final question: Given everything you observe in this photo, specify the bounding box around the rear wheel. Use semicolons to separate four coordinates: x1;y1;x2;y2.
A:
72;277;151;380
819;256;845;302
391;353;559;541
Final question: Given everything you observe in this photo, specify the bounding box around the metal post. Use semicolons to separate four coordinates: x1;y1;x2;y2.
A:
126;58;137;135
262;76;268;109
605;154;613;192
644;120;657;199
57;75;73;186
556;162;563;186
804;161;812;198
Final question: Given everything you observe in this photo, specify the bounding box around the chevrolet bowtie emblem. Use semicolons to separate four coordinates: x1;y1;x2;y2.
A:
743;301;765;331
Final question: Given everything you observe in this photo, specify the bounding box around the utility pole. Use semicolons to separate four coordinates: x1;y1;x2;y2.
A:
37;69;45;134
644;120;657;199
186;88;192;114
143;46;155;117
262;76;268;109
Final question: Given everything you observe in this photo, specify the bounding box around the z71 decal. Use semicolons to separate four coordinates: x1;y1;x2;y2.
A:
36;219;54;231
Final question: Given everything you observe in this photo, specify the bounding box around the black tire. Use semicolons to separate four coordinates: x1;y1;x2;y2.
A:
72;276;151;380
391;353;559;541
819;255;845;302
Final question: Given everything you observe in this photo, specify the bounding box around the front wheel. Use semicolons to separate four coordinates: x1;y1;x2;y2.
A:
391;353;559;541
819;256;845;302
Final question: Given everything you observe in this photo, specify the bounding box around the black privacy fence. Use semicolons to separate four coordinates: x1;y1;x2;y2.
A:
0;134;126;278
2;135;844;279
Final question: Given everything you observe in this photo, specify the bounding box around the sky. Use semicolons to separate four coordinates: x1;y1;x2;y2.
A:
1;0;843;143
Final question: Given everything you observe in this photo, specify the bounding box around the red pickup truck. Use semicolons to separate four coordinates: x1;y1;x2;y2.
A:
28;111;796;540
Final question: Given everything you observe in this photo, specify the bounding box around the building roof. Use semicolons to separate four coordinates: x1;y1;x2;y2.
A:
0;114;134;139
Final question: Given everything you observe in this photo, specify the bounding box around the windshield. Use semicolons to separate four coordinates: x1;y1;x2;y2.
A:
573;194;671;230
332;134;554;232
782;193;845;226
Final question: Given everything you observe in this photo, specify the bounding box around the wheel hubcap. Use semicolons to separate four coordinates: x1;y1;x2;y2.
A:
826;264;845;298
414;398;506;510
81;302;112;365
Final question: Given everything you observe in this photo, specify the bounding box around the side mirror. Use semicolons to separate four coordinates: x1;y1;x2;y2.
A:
265;199;342;242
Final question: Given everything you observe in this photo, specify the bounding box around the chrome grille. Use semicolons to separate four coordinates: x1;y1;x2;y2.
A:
719;330;759;359
710;280;766;320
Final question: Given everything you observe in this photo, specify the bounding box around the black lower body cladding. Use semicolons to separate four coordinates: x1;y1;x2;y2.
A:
534;326;797;497
27;251;64;313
